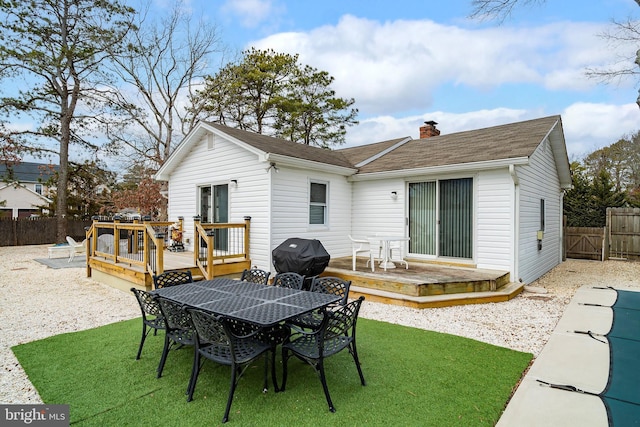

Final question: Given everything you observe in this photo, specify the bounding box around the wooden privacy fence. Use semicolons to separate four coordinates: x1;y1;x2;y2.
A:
565;208;640;261
608;207;640;260
0;218;92;247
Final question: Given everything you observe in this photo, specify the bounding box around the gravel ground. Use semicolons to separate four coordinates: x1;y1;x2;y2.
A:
2;245;640;404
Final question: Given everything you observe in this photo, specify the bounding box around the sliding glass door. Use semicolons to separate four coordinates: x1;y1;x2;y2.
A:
408;178;473;259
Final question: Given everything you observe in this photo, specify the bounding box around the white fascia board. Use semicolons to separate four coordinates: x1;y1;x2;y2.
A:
547;121;572;188
348;157;530;181
155;122;269;181
266;153;358;176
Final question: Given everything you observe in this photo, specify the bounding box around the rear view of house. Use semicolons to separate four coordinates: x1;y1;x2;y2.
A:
156;115;571;286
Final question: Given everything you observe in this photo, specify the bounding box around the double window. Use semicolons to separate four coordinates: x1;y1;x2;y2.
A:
309;181;327;225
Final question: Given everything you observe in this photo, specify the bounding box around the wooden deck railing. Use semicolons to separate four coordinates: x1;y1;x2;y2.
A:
193;216;251;280
86;218;178;277
85;216;251;282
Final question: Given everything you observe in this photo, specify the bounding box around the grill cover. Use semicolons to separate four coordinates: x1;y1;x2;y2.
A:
272;238;330;277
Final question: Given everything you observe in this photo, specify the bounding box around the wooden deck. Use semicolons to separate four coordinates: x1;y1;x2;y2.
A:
323;257;523;308
89;248;522;307
87;249;248;291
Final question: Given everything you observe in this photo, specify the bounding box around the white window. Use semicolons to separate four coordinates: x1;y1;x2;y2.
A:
35;184;43;195
309;181;327;225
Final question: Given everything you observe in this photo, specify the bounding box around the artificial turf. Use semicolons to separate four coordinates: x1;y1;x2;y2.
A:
12;317;532;426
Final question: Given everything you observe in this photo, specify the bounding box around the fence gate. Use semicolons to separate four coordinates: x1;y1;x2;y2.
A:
565;226;606;261
608;207;640;260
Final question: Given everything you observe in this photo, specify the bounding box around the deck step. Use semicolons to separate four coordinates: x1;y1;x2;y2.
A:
349;282;524;309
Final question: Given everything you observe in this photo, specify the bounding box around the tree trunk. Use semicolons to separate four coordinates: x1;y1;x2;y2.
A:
56;112;71;243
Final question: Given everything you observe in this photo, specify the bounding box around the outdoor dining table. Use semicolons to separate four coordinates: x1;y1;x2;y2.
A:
367;235;410;271
151;277;341;327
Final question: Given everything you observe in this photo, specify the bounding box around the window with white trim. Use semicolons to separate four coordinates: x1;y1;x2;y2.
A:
309;181;327;225
35;184;43;195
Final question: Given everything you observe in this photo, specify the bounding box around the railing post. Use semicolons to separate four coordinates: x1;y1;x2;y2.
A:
113;216;121;262
155;232;165;275
90;216;99;257
193;216;201;266
206;229;215;279
244;216;251;262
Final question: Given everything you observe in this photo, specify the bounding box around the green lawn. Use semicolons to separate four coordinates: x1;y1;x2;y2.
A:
12;317;532;426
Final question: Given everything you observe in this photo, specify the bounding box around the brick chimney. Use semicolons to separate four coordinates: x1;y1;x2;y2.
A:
419;120;440;138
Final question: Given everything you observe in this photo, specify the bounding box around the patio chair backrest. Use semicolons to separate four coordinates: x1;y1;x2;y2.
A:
320;296;364;347
155;296;192;331
310;276;351;306
272;272;305;290
153;270;193;289
240;268;271;285
188;309;230;348
131;287;162;318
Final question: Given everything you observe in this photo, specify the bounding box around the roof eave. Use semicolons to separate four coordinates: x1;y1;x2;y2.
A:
266;153;357;175
349;157;530;181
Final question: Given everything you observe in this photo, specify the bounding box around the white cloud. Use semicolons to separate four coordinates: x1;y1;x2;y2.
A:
561;102;640;158
245;13;639;160
250;16;627;116
220;0;279;28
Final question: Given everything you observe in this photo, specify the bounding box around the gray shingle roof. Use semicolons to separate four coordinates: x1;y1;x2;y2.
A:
0;162;57;183
352;115;561;173
206;123;355;169
338;137;410;166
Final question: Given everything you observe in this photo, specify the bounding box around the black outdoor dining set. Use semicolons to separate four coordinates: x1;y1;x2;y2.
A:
130;267;366;423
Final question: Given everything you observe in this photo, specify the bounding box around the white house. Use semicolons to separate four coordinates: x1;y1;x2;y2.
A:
0;162;55;218
155;115;572;285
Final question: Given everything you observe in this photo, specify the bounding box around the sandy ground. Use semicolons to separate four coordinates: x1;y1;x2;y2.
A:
2;244;640;404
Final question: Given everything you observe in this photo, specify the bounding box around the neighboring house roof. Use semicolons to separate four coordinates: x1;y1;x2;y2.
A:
156;115;571;187
0;161;57;183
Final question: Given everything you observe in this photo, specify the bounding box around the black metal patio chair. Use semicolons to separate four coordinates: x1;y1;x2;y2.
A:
288;276;352;330
152;270;193;290
271;272;304;290
186;308;273;423
155;296;197;383
130;287;166;360
281;296;366;413
240;268;271;285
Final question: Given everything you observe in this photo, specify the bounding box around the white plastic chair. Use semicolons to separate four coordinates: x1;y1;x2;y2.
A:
66;236;86;262
348;235;375;272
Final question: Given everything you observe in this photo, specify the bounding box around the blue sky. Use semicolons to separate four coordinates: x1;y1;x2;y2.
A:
159;0;638;160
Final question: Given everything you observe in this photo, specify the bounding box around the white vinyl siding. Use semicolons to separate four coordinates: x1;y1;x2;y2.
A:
475;170;514;272
166;133;271;269
270;167;351;264
516;138;563;284
350;178;410;259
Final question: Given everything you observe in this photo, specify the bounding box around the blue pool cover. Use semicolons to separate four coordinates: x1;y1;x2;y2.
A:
600;290;640;426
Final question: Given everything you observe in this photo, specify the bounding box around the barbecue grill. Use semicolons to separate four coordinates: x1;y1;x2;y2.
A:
272;238;330;282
